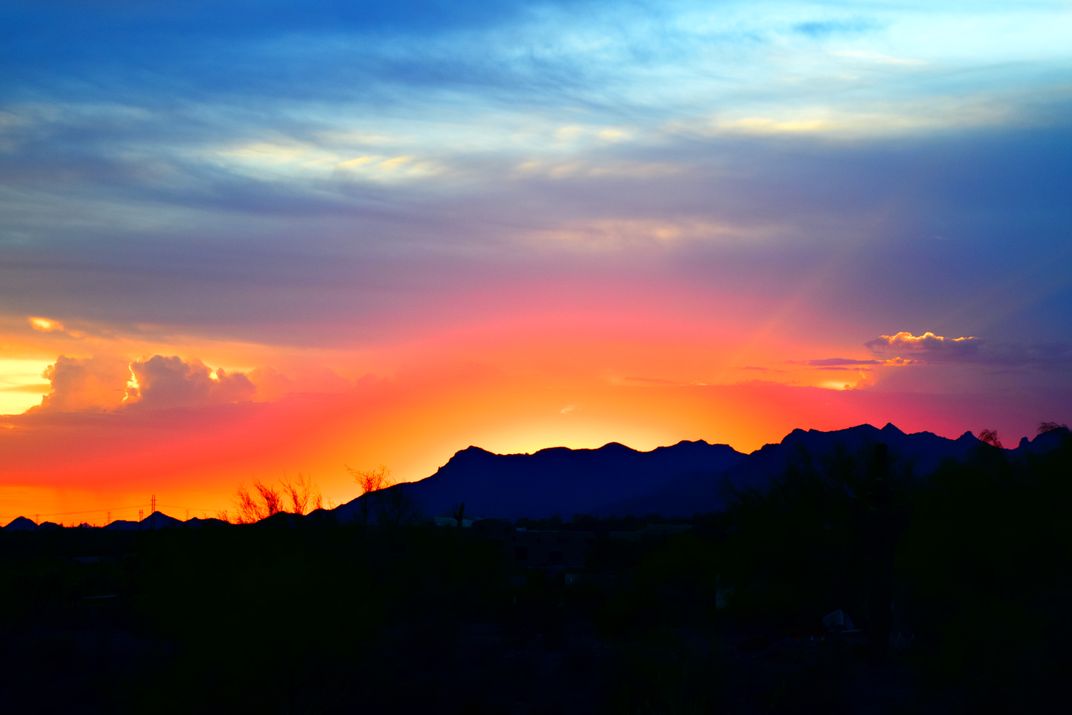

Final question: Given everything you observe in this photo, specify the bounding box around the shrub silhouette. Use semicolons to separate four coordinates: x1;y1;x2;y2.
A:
225;475;323;523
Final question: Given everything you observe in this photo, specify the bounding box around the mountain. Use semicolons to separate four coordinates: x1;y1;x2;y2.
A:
3;516;37;532
723;423;983;489
334;423;1058;521
635;423;986;515
1014;425;1070;455
104;511;185;531
141;511;184;530
184;516;230;529
336;439;746;522
104;519;140;532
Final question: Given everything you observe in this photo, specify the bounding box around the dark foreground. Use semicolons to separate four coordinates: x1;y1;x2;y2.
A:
2;437;1070;714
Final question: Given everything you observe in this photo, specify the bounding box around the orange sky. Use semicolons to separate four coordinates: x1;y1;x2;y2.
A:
2;300;1063;525
2;2;1071;524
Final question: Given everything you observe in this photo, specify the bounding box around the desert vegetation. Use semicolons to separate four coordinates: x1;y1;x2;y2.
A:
1;428;1069;713
219;474;323;524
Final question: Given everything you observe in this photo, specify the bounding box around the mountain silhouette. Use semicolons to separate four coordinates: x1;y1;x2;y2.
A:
334;423;1049;521
336;439;745;522
4;423;1065;530
2;516;37;532
104;510;185;531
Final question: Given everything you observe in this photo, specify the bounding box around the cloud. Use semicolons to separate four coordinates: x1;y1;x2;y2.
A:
32;354;256;413
804;357;883;367
866;331;980;362
798;356;916;371
865;331;1071;371
127;355;255;410
28;316;64;333
792;19;881;38
0;0;1069;357
34;355;130;413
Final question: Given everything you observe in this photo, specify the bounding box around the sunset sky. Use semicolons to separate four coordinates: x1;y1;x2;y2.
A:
2;1;1070;523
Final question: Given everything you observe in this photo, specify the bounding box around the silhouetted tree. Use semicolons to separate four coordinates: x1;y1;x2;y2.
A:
225;476;323;523
229;481;283;523
282;473;322;514
721;442;912;658
347;465;392;526
349;465;391;495
898;434;1072;710
978;428;1002;448
1038;421;1068;435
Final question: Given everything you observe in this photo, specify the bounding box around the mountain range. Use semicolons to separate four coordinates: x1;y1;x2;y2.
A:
335;422;1066;522
4;423;1067;530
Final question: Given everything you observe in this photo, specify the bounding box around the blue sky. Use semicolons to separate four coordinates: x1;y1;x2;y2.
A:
2;0;1071;518
0;0;1070;411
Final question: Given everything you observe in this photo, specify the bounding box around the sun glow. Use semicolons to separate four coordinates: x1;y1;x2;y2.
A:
122;364;140;403
28;316;63;333
0;358;52;414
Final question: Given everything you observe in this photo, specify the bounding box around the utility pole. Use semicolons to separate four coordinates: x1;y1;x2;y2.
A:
151;494;157;514
138;509;143;521
106;511;111;525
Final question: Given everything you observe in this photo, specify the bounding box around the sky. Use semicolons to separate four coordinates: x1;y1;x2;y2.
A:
1;0;1071;523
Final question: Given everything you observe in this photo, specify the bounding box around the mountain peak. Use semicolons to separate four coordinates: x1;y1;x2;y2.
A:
4;516;37;532
669;439;714;448
597;441;634;453
459;445;493;455
449;445;495;462
845;423;882;435
140;511;183;530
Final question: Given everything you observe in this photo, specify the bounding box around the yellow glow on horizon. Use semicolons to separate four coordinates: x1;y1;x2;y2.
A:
819;380;853;391
0;358;52;414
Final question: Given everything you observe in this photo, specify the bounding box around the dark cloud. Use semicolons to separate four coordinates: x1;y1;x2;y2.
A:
866;331;981;362
3;113;1071;348
0;0;1069;356
866;332;1071;370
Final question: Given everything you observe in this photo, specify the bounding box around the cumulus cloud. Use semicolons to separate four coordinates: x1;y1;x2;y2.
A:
866;331;980;362
34;355;130;412
127;355;255;410
33;354;256;413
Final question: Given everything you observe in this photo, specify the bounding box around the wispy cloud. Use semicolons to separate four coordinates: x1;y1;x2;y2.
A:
803;358;884;367
792;18;882;38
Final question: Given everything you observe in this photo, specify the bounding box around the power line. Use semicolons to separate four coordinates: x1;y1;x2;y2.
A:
1;504;144;519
